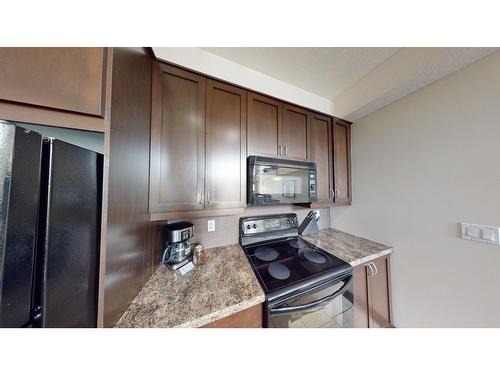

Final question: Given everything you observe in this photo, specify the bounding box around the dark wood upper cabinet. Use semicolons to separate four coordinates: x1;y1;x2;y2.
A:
247;92;282;158
333;117;352;205
247;94;310;161
310;113;333;204
353;256;392;328
282;104;311;161
0;48;107;117
149;62;206;213
205;80;247;209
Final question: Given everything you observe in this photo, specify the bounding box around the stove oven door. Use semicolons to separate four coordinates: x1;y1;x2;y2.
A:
268;275;353;328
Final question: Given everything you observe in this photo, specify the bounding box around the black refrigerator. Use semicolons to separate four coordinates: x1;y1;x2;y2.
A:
0;120;102;328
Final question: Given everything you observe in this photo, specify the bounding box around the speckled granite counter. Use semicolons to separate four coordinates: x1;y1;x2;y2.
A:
302;228;392;267
115;244;265;328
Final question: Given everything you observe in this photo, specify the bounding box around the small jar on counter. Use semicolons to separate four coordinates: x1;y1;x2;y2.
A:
193;244;204;265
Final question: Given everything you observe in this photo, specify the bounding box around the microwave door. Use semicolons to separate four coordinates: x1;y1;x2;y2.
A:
247;156;317;205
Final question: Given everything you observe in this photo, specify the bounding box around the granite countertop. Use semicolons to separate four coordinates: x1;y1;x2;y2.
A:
302;228;393;267
115;244;265;328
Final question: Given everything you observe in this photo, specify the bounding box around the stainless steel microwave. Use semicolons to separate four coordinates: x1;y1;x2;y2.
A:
247;156;317;205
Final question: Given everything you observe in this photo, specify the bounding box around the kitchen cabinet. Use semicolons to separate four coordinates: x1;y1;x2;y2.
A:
150;63;247;216
353;255;392;328
149;63;206;213
282;104;311;161
205;79;247;209
0;47;110;132
247;92;282;158
333;117;352;205
310;112;333;205
247;94;310;160
202;303;263;328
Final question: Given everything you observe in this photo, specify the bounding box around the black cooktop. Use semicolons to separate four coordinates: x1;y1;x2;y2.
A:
243;237;350;293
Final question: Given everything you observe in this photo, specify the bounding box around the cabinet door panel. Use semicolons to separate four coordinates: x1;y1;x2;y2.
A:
206;80;247;209
353;264;370;328
0;47;107;117
333;118;352;204
368;257;392;328
282;104;310;161
150;63;205;212
311;113;332;203
202;303;262;328
247;93;282;157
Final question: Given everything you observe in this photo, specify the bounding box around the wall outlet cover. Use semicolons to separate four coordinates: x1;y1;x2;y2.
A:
208;219;215;232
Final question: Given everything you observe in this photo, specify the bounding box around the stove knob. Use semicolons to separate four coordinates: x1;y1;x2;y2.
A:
246;224;251;230
252;224;257;229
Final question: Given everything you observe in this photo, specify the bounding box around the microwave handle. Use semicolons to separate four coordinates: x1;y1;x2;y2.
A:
270;276;353;315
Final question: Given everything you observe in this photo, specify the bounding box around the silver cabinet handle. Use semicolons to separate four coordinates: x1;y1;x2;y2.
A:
335;189;341;199
284;145;287;157
278;145;282;156
371;262;378;276
367;262;374;277
329;188;334;200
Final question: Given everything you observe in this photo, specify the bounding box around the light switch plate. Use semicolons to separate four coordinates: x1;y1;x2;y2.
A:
208;219;215;232
461;223;500;246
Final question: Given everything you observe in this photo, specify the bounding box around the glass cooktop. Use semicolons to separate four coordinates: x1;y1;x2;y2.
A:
243;237;350;293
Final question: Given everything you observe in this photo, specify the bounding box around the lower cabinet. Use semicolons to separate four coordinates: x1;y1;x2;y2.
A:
202;303;263;328
353;255;392;328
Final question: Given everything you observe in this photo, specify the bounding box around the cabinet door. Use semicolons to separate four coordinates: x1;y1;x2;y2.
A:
205;80;247;209
311;113;333;204
202;303;262;328
247;92;282;158
333;118;352;204
282;104;310;161
149;63;206;212
353;263;370;328
367;257;392;328
0;47;107;117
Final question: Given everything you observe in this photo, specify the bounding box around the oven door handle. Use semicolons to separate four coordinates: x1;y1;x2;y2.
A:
270;276;353;315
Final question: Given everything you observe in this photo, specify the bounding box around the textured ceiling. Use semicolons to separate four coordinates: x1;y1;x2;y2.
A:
201;47;400;99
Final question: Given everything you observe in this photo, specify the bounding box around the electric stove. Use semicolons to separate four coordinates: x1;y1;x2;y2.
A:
240;213;354;328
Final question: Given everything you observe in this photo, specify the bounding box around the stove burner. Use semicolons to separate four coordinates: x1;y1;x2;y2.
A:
288;239;303;249
268;262;291;280
302;249;327;264
255;246;279;262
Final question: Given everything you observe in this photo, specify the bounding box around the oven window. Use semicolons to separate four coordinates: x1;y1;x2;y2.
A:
269;280;354;328
251;165;309;204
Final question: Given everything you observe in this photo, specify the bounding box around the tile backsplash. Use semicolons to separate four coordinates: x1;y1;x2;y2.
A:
167;206;331;250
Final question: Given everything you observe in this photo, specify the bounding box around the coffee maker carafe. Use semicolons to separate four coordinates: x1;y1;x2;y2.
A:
162;221;194;270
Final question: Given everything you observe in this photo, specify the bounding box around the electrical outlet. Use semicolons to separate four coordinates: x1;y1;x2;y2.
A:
461;223;500;246
207;219;215;232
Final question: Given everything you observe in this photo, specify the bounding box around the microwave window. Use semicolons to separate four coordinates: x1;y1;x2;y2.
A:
253;166;309;202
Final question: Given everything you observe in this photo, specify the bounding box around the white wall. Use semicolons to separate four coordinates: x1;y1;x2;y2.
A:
152;47;334;115
331;51;500;327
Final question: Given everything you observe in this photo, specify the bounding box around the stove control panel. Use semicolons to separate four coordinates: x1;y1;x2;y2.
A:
240;214;298;237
